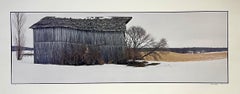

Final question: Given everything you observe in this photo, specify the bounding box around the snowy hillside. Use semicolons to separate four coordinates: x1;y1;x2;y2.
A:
11;52;227;83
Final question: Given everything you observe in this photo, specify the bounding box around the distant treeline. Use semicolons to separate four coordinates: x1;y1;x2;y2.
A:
139;47;228;53
11;46;228;54
11;46;34;51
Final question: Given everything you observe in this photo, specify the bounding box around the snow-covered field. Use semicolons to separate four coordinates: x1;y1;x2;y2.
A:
12;52;227;83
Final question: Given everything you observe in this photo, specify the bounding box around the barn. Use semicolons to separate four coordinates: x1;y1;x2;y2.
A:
30;16;132;65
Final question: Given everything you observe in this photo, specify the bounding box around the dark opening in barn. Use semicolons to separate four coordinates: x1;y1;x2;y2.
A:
30;16;132;65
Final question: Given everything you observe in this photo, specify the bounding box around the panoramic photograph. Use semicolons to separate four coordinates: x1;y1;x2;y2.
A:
11;12;228;83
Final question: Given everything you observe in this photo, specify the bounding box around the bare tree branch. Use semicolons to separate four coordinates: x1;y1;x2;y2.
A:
13;13;26;60
140;38;168;59
125;26;168;62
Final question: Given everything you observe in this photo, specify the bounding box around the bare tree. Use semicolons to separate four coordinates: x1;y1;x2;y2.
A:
125;26;168;62
13;13;26;60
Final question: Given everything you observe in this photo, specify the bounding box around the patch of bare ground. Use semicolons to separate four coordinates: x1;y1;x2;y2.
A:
141;51;227;62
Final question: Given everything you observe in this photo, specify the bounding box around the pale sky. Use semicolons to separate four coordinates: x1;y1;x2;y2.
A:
11;12;227;48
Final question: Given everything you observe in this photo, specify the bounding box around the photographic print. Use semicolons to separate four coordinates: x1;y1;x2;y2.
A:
11;12;228;84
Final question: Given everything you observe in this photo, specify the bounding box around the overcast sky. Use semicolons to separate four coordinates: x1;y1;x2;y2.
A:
11;12;227;48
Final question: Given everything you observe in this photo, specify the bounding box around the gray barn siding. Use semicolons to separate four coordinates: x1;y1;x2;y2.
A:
34;27;125;64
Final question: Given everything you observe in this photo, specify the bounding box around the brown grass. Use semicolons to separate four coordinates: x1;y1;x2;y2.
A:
141;51;227;62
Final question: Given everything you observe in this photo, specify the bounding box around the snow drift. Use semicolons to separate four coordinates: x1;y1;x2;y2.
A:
11;52;227;83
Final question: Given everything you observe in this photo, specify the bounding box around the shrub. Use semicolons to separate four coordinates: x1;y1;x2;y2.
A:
60;44;105;66
82;47;103;65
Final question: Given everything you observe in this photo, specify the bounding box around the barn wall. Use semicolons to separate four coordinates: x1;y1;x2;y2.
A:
34;27;125;64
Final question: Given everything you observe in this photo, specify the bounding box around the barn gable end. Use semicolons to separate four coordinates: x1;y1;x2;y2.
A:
30;16;132;65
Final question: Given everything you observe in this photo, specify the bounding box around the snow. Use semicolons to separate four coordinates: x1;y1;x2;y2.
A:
12;52;227;83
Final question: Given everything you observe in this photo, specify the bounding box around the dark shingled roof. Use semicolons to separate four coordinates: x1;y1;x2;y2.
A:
30;16;132;31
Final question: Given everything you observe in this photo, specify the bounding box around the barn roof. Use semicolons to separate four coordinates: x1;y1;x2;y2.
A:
30;16;132;31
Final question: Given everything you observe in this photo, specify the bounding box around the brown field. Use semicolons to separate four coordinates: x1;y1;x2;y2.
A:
140;51;227;62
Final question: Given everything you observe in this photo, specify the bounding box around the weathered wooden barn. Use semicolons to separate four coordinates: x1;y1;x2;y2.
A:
30;16;132;65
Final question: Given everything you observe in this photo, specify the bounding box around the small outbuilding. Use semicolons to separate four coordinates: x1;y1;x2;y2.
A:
30;16;132;65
